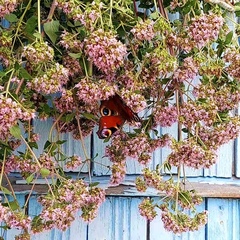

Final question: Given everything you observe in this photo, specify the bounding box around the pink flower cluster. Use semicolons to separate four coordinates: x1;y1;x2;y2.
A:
75;78;118;105
55;0;82;19
138;198;157;221
173;57;199;83
0;0;20;18
65;155;82;170
149;48;177;77
194;84;240;111
4;153;57;175
105;133;128;185
84;29;127;74
38;153;58;173
0;203;31;231
131;20;155;41
74;3;101;31
22;41;54;65
180;101;218;127
106;134;170;185
188;13;224;49
223;48;240;80
0;46;13;67
58;117;96;139
198;118;240;150
27;63;69;94
168;139;217;169
120;89;147;114
153;105;178;127
54;89;76;113
0;31;12;47
0;95;35;140
62;55;82;79
160;205;208;234
110;162;126;185
59;31;83;52
34;179;105;231
135;168;175;195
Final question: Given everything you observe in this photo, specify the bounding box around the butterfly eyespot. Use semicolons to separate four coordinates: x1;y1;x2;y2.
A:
100;129;112;138
101;107;112;116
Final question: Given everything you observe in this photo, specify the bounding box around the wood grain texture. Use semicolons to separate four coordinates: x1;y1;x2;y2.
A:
1;194;240;240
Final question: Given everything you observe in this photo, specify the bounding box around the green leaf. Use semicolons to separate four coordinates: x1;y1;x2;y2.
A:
8;200;19;211
163;162;171;172
40;168;50;178
235;10;240;17
163;0;171;7
4;14;18;22
182;128;189;133
0;225;10;230
65;113;75;122
0;71;6;77
225;31;233;45
9;125;21;139
149;12;159;20
81;112;98;121
43;20;60;44
44;140;51;150
33;32;42;39
89;182;99;187
26;174;34;184
25;15;38;35
1;186;12;195
29;141;38;149
56;140;67;145
68;52;82;59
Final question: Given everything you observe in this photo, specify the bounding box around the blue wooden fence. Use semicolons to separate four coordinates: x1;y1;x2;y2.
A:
1;194;240;240
1;119;237;240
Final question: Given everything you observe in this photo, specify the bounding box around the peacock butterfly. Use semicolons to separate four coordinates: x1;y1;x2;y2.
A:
97;94;141;139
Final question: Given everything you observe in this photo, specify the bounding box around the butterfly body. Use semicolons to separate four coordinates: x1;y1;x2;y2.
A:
97;94;141;139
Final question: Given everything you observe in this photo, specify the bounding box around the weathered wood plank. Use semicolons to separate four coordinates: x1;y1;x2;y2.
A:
204;141;234;178
235;135;240;177
33;118;54;157
206;198;240;240
88;197;146;240
92;126;111;176
60;133;91;173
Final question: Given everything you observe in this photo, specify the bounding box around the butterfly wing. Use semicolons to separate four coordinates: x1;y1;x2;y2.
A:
97;94;141;139
100;94;141;122
97;115;125;139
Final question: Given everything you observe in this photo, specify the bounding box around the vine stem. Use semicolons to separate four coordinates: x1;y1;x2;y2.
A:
11;0;33;51
133;0;137;16
20;135;42;169
48;113;64;141
0;149;7;187
175;88;183;212
23;175;39;210
5;69;14;97
37;0;41;35
46;0;57;21
75;115;92;183
109;0;113;26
